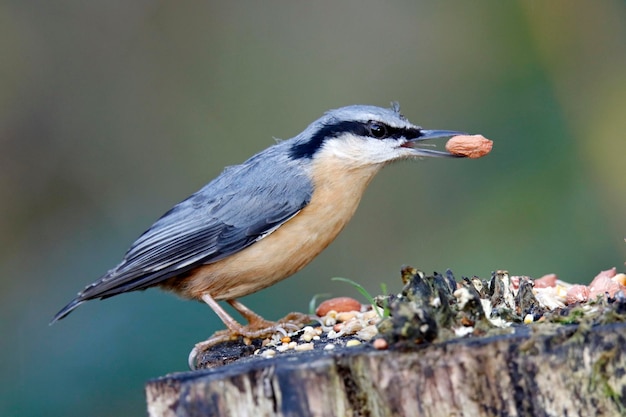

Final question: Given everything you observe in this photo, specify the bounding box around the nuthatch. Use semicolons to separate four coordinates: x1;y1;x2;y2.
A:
52;104;468;342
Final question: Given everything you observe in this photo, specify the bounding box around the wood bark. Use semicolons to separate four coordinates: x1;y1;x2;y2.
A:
146;322;626;417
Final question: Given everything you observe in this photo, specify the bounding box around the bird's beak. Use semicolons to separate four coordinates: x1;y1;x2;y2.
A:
404;129;467;158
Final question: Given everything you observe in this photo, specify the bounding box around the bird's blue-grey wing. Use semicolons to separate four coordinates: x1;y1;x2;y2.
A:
71;152;313;301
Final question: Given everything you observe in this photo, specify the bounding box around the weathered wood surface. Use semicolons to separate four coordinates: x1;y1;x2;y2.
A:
146;322;626;417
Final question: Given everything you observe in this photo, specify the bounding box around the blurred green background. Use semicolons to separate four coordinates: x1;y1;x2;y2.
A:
2;1;626;415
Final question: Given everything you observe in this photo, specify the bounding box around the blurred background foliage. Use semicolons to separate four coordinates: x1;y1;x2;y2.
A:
2;1;626;415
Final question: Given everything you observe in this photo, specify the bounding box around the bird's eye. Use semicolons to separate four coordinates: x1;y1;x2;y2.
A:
369;122;388;139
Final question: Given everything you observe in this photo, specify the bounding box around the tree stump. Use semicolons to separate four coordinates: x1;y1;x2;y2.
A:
146;268;626;416
146;322;626;417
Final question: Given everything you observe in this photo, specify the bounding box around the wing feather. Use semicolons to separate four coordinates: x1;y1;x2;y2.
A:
75;146;313;301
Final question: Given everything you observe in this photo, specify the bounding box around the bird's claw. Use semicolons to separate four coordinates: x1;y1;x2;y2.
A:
188;312;314;370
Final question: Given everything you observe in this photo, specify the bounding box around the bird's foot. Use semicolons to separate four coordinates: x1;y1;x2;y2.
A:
188;311;314;370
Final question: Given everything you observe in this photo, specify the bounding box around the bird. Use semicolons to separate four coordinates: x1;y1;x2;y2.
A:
52;103;468;348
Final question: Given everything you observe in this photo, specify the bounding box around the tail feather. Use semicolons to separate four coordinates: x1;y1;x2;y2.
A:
50;298;85;325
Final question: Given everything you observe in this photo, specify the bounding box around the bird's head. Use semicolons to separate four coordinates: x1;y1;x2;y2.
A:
289;103;465;167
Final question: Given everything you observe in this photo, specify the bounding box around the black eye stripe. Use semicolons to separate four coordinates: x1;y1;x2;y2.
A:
290;120;423;159
366;121;423;140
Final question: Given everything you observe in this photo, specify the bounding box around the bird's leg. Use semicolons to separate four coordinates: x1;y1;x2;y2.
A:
227;299;314;335
200;293;247;334
228;299;288;331
189;293;314;369
196;293;311;351
200;294;299;336
188;294;250;369
202;294;311;337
